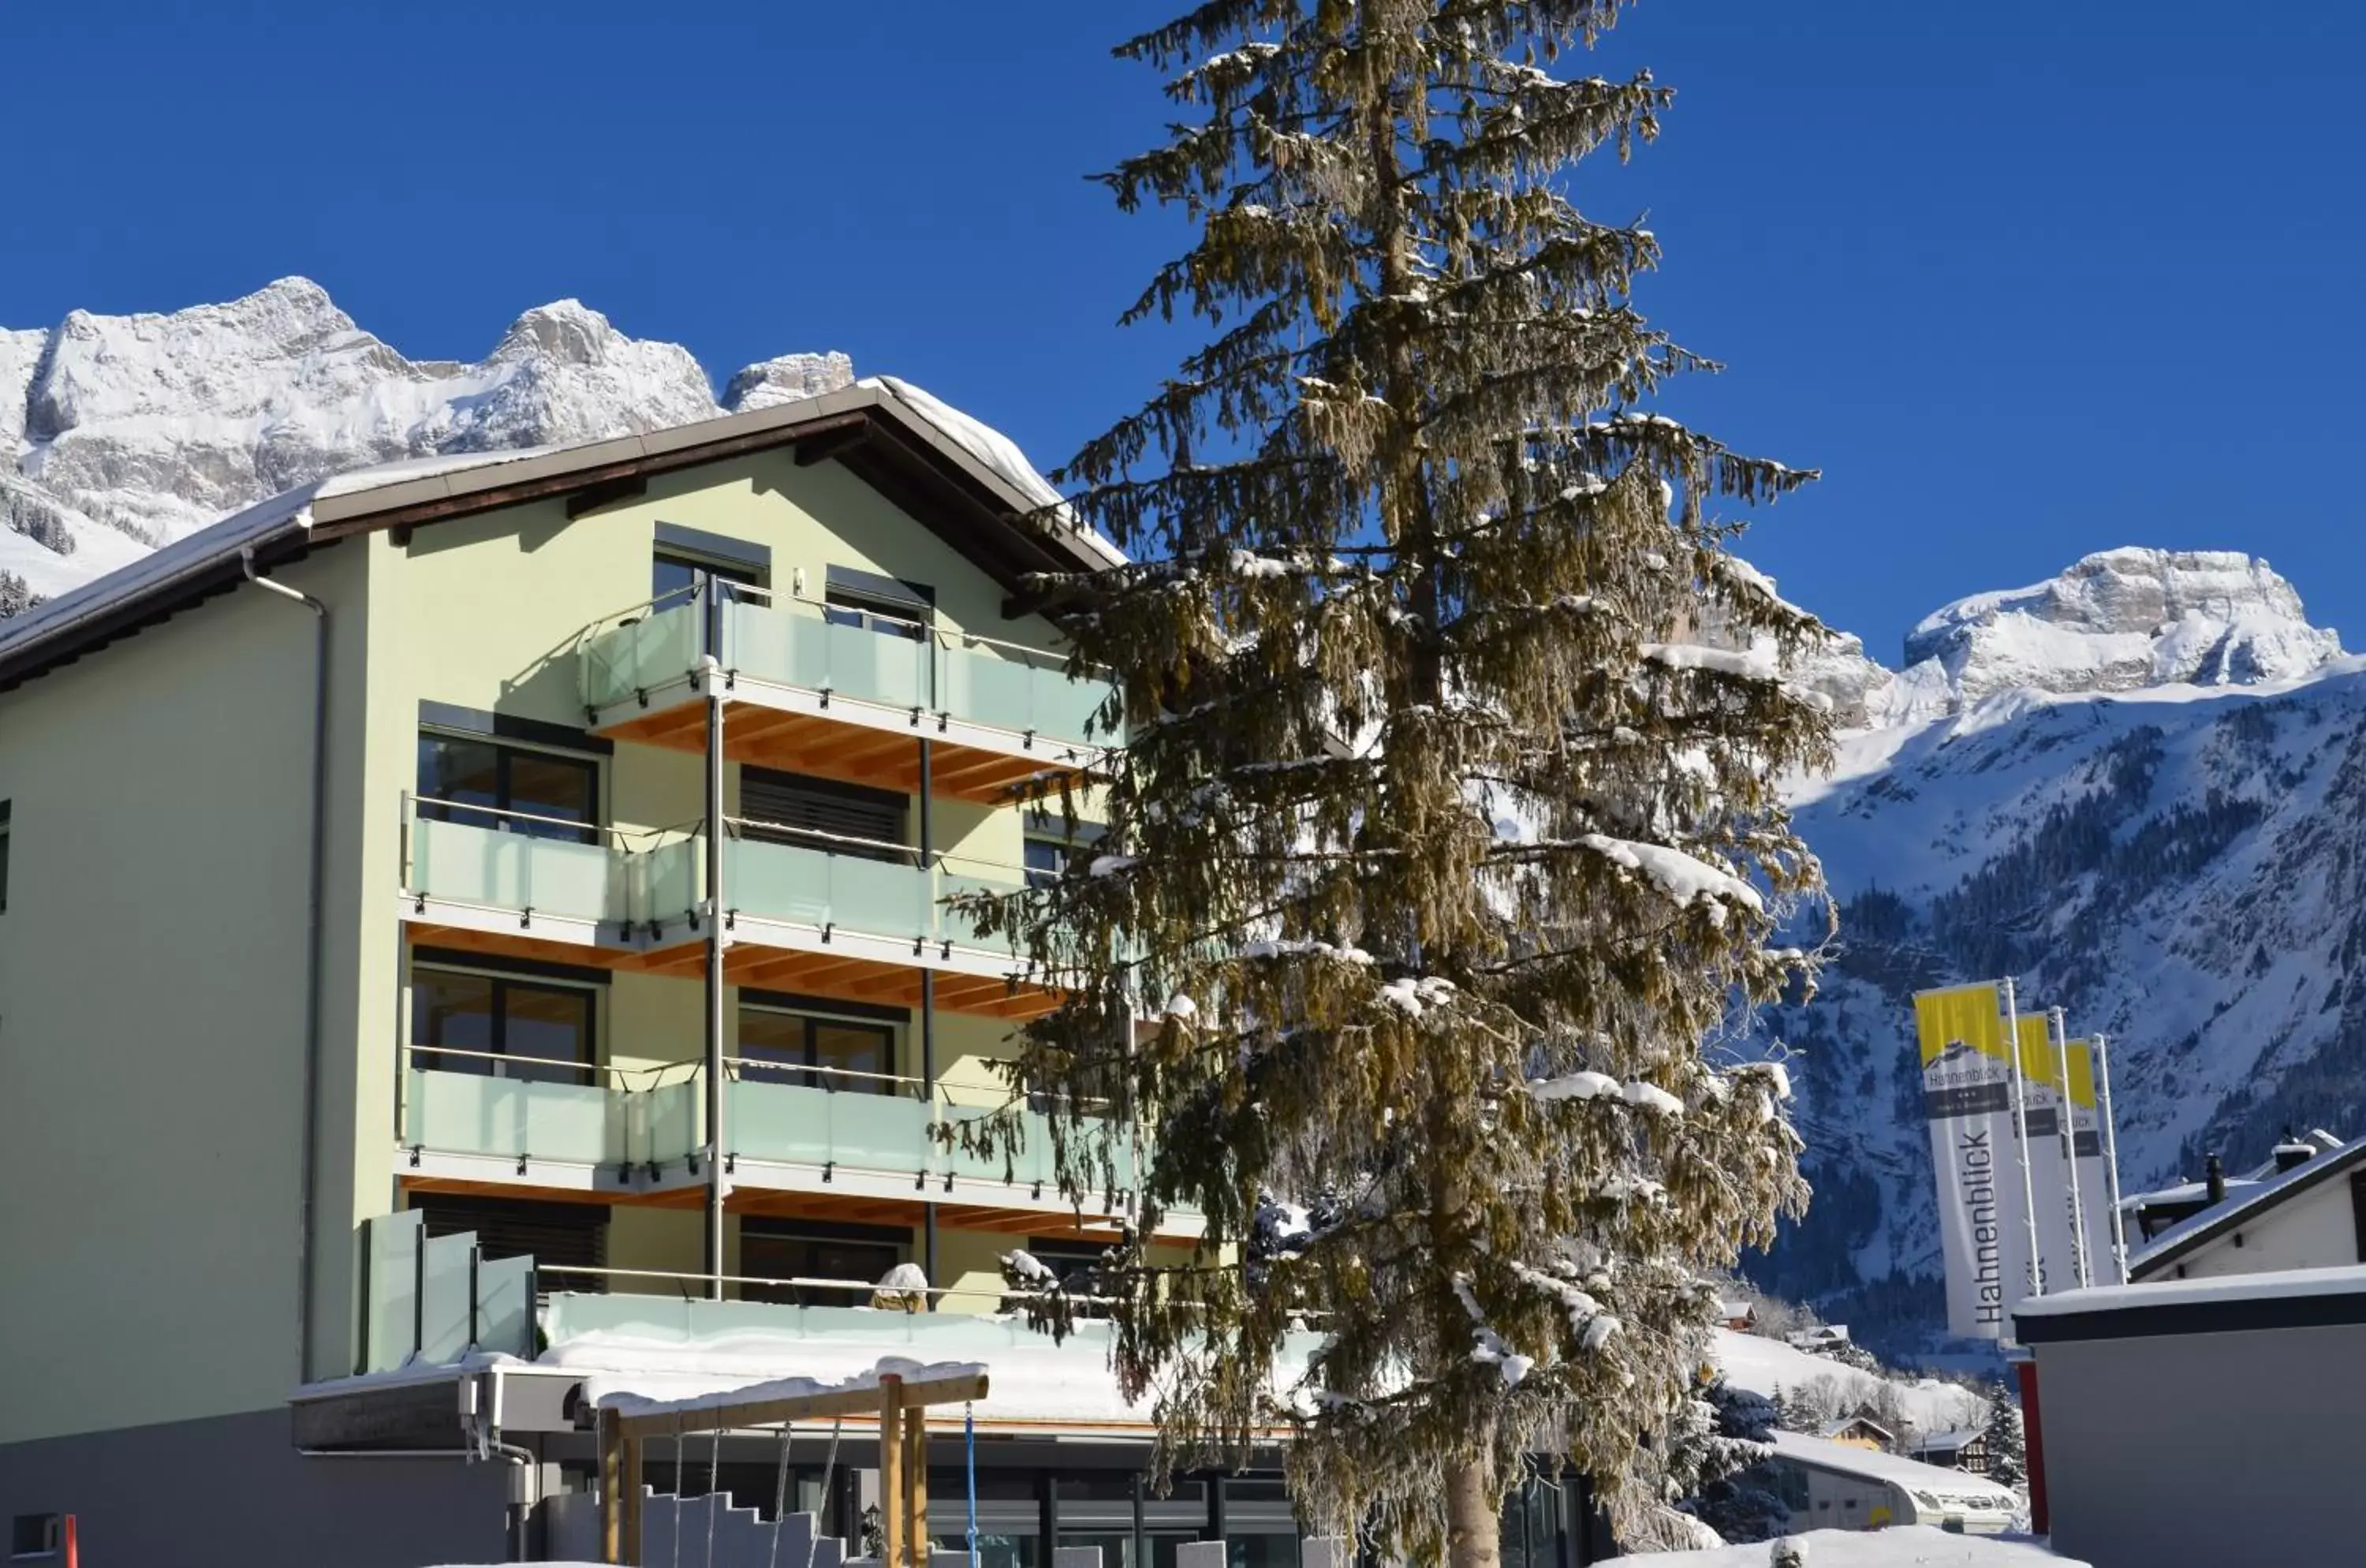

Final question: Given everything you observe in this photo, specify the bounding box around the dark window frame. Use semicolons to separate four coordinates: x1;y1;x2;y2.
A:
737;999;901;1094
737;1218;909;1308
0;798;11;916
416;730;602;846
410;960;601;1085
739;767;910;864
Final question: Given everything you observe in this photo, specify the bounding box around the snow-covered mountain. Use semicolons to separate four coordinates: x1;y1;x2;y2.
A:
1756;551;2364;1354
0;278;852;608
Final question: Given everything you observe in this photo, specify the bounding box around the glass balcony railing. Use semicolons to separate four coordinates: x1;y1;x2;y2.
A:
574;588;1116;755
401;797;1031;963
401;799;703;934
723;1067;1142;1193
725;831;1026;958
400;1048;703;1171
397;1045;1153;1208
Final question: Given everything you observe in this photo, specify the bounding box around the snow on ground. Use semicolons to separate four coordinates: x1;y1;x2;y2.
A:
1603;1527;2083;1566
1713;1331;1980;1432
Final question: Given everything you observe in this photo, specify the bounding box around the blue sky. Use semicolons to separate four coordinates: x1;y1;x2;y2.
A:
6;1;2362;658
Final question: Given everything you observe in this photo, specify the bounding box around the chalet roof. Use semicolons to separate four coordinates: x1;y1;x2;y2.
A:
0;379;1120;693
2130;1133;2366;1280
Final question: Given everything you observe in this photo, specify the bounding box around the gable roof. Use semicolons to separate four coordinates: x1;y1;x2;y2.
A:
0;379;1119;693
2129;1133;2366;1280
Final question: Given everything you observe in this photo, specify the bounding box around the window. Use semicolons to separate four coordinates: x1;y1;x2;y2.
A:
416;733;597;843
1023;836;1065;890
740;767;908;864
1013;1238;1114;1316
0;799;10;914
409;1194;608;1284
9;1516;58;1561
737;999;899;1093
822;565;932;640
412;964;597;1085
739;1219;907;1307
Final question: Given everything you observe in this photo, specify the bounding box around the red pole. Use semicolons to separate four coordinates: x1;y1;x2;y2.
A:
62;1515;77;1568
2015;1358;2048;1536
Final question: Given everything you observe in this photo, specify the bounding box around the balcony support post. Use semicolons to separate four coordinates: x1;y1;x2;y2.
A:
919;737;939;1297
704;657;729;1302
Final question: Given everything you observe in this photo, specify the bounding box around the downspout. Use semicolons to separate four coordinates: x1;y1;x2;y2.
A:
243;546;328;1387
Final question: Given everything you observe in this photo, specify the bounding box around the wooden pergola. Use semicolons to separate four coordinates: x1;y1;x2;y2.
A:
595;1366;992;1567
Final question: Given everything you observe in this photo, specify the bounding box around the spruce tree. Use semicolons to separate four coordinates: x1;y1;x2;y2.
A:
972;3;1831;1563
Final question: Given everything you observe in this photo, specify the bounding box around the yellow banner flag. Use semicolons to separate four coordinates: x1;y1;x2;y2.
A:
1913;982;2007;1066
2016;1014;2060;1089
2062;1039;2099;1111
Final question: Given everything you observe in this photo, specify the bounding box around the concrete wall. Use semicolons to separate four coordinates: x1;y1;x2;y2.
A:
2036;1320;2366;1566
2174;1175;2361;1279
0;1406;510;1568
0;543;368;1443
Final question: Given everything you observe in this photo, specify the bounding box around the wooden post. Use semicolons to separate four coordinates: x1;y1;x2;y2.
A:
879;1374;907;1568
599;1409;626;1566
905;1408;930;1568
622;1435;646;1566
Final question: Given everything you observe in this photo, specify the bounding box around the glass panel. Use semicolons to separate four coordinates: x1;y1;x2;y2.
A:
476;1253;536;1358
633;1077;703;1167
1023;838;1064;890
418;734;503;829
412;969;496;1075
582;602;703;714
501;980;594;1085
363;1210;424;1373
412;818;618;922
417;1230;476;1364
405;1068;611;1163
506;752;597;844
937;870;1026;955
730;1078;933;1176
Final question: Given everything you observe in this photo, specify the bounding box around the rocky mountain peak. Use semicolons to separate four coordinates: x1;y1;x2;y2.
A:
1901;547;2342;707
0;278;854;610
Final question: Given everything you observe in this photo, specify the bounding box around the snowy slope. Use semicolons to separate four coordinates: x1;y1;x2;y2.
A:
1604;1529;2081;1566
1756;553;2366;1351
0;278;853;607
1712;1331;1978;1432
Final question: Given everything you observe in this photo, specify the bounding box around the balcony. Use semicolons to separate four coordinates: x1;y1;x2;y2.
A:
398;1047;703;1194
400;798;1054;1017
577;588;1114;801
396;1049;1190;1237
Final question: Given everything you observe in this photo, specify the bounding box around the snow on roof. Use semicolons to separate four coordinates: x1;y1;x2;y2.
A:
588;1357;986;1422
539;1322;1322;1432
2130;1132;2366;1275
1764;1432;2020;1502
2015;1261;2366;1320
870;375;1123;569
1602;1524;2077;1567
1711;1330;1971;1431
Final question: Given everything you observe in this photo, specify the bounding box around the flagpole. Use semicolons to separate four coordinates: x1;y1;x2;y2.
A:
2002;978;2045;1299
2051;1007;2090;1288
2092;1031;2132;1284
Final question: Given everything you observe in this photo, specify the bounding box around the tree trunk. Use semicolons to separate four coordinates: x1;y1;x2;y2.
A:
1444;1456;1502;1568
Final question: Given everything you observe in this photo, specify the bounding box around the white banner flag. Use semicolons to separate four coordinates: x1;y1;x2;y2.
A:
2013;1018;2086;1297
2066;1040;2120;1284
1915;984;2031;1340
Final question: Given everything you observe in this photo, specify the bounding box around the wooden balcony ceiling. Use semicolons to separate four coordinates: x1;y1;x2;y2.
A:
396;1174;1139;1241
404;924;1064;1022
600;698;1077;805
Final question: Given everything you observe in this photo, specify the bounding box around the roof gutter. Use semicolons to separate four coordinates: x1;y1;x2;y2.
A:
243;546;330;1389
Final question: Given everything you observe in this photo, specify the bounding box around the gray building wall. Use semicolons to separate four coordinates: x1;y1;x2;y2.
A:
2036;1320;2366;1566
0;1407;512;1568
